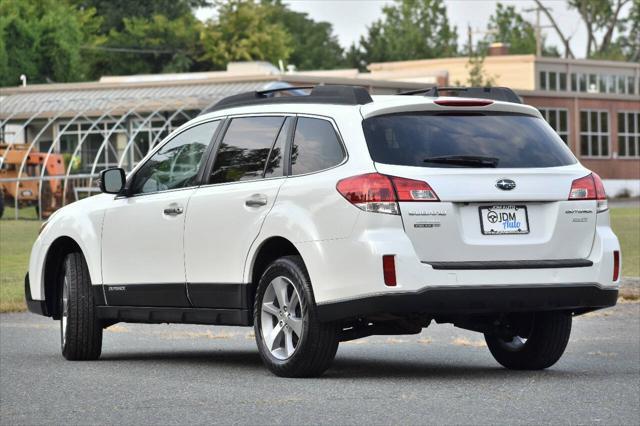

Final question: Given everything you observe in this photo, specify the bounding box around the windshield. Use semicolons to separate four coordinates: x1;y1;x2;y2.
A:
362;112;577;168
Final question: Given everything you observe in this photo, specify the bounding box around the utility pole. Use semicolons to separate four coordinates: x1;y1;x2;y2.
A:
524;4;554;57
466;25;497;56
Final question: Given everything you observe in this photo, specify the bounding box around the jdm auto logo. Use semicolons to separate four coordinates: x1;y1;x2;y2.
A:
487;210;499;223
496;179;516;191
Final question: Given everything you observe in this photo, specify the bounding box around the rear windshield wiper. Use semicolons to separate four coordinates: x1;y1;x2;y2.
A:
423;155;499;168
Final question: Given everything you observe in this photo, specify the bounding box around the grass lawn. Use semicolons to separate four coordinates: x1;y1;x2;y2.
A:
1;219;41;312
611;207;639;278
0;207;638;313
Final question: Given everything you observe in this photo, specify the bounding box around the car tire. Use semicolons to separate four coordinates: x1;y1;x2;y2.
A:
484;311;572;370
254;255;339;378
60;252;103;360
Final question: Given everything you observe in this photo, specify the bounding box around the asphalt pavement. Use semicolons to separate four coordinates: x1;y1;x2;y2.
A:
1;302;639;425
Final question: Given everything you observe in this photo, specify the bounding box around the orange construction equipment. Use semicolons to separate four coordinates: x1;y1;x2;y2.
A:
0;143;65;218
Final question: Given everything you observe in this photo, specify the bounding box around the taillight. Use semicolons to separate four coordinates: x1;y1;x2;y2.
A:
336;173;439;215
392;176;439;201
336;173;398;214
568;172;608;212
382;255;397;286
613;250;620;282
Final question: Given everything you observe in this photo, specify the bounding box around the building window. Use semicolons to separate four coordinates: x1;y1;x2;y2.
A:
539;71;568;92
580;110;609;157
559;73;567;91
618;111;639;158
549;72;557;90
568;72;636;94
539;108;569;144
56;121;126;172
617;76;626;94
539;71;547;90
579;73;587;92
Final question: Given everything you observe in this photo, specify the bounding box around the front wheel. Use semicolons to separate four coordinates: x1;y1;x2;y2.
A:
60;252;103;360
254;255;339;377
484;311;572;370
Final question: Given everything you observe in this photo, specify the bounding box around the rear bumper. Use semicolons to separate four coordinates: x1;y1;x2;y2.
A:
24;273;49;317
316;283;618;322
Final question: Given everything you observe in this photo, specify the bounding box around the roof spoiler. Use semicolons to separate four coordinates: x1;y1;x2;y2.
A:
399;86;522;104
206;85;373;113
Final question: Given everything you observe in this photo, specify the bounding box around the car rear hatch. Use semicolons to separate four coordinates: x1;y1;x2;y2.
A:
362;101;600;263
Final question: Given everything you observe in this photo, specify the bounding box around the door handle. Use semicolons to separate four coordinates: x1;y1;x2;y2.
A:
163;206;184;216
245;194;268;208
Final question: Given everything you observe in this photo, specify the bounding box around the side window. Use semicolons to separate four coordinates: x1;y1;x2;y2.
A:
291;117;345;175
210;116;285;184
131;120;219;195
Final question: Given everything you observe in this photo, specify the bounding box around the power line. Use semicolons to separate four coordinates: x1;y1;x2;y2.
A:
80;46;179;54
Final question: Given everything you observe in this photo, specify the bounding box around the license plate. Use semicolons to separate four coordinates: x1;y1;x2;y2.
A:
479;205;529;235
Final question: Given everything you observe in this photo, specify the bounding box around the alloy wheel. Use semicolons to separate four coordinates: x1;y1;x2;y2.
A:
260;276;304;360
60;276;69;347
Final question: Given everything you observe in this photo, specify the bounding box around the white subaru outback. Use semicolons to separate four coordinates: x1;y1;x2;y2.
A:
25;86;621;377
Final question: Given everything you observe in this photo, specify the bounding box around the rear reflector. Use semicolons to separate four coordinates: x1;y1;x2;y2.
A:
569;172;608;212
613;250;620;282
434;99;493;107
336;173;438;215
383;255;396;286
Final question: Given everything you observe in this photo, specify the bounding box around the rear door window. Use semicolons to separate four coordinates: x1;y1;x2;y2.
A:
363;113;576;168
291;117;345;175
210;116;286;184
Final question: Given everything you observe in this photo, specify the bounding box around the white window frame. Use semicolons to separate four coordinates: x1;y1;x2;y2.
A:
539;108;570;144
618;111;640;159
579;110;610;159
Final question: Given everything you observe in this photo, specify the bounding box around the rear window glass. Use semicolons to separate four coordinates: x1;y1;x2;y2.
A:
362;113;576;168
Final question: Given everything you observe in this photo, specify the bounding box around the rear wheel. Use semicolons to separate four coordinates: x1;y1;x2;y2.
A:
254;255;339;377
484;311;571;370
60;252;102;360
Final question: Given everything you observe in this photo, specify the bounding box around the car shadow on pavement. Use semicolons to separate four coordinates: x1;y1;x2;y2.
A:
98;349;616;381
101;349;265;368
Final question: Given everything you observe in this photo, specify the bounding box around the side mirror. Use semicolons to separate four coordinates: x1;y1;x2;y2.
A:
99;168;126;194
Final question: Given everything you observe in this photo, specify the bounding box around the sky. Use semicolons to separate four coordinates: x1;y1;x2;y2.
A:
195;0;633;60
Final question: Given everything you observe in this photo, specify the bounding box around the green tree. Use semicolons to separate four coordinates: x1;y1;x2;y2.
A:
535;0;633;59
71;0;207;34
355;0;458;65
484;3;558;56
0;0;96;86
200;0;292;69
87;14;203;77
465;54;496;86
617;0;639;62
261;0;344;70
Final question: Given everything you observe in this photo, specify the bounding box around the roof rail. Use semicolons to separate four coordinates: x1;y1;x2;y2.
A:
206;85;373;113
399;86;522;104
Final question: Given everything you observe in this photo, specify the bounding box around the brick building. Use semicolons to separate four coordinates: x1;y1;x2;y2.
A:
368;51;640;196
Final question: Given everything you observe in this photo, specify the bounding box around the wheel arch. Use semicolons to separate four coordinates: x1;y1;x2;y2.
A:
43;236;85;319
246;236;304;321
